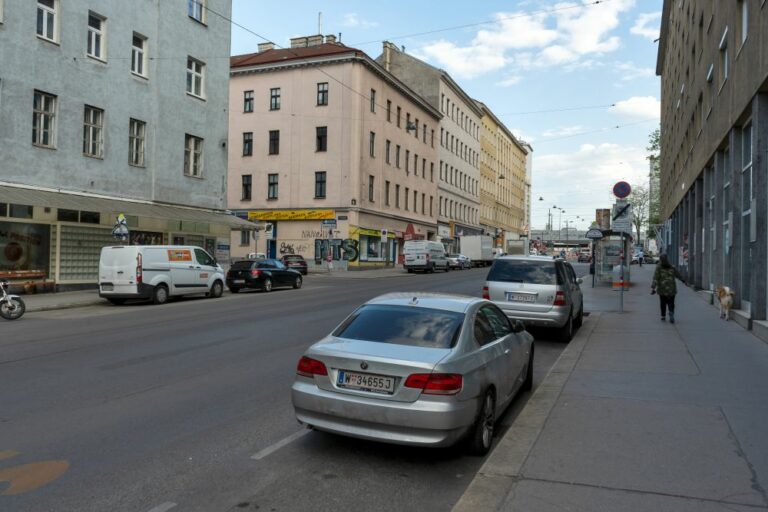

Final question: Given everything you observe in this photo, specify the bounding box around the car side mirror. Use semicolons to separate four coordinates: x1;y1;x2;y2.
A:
576;277;584;284
512;319;526;333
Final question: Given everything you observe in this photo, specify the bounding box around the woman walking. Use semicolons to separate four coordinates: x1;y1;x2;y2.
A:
651;254;685;323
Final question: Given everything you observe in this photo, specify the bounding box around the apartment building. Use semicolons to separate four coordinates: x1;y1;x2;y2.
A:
656;0;768;335
228;36;440;269
475;101;531;251
0;0;249;286
376;43;482;252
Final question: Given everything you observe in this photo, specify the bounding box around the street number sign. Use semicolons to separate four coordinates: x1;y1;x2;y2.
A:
613;181;632;199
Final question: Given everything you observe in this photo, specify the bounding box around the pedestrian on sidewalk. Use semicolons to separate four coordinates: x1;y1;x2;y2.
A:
651;254;685;323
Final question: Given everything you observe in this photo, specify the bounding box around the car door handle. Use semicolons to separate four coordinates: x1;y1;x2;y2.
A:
504;349;511;354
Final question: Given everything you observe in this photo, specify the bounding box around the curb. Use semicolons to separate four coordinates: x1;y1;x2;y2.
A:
451;313;600;512
27;300;104;313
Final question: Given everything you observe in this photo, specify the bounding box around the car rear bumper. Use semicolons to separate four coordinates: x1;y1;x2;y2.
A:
291;379;478;447
98;282;154;300
494;303;570;328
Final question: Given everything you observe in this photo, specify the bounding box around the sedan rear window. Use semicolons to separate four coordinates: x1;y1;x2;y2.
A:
283;255;304;261
230;261;254;270
487;260;559;285
334;305;464;348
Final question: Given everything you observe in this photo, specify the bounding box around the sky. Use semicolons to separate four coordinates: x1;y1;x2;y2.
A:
230;0;662;231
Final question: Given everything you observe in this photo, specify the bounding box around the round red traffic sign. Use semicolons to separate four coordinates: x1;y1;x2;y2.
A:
613;181;632;199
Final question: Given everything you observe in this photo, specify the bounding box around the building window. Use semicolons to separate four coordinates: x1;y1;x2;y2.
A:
317;82;328;106
405;187;409;210
369;132;376;157
240;230;250;246
129;118;146;167
369;175;375;202
370;89;376;113
10;204;33;219
242;174;252;201
267;173;278;199
386;100;392;122
405;150;410;172
431;129;435;147
131;33;147;77
188;0;205;23
243;90;254;112
414;119;419;139
738;0;748;46
316;126;327;152
80;211;100;224
414;190;418;212
422;158;426;178
187;57;205;98
423;124;427;143
184;134;203;177
742;124;752;213
429;196;433;216
718;28;728;89
242;132;253;156
395;184;400;208
385;180;390;206
395;145;401;168
87;13;106;60
36;0;57;42
396;106;401;127
270;88;280;110
32;90;56;148
57;209;79;222
430;162;434;182
421;193;425;215
315;172;326;198
268;130;279;155
83;105;104;158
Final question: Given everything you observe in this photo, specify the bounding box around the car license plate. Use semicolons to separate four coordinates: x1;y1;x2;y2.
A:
506;292;536;303
101;284;114;291
233;279;245;284
337;370;395;394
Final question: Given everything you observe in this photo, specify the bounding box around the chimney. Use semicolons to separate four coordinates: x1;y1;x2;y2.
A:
307;34;324;47
290;36;308;48
258;42;275;52
382;41;397;71
325;34;337;44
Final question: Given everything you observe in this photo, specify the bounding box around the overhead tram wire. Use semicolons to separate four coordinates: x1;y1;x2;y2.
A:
534;118;659;143
498;104;617;117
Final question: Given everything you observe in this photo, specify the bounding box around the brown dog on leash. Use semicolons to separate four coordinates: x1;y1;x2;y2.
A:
715;286;735;320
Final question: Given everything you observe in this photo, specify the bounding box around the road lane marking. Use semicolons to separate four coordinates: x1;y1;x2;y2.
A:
0;460;69;495
146;502;177;512
251;429;309;460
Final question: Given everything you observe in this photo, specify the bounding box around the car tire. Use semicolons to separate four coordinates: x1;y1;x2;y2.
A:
107;298;126;305
522;345;534;392
574;304;584;329
229;287;240;293
152;284;169;305
407;268;414;273
429;264;436;274
445;264;450;272
262;278;272;293
293;276;303;289
558;310;574;343
208;280;224;299
468;390;495;456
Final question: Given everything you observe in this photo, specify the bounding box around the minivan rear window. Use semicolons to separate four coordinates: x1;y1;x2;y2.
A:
487;260;559;285
230;261;255;270
334;305;464;348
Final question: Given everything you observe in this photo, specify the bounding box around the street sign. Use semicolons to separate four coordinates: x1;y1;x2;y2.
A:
613;181;632;199
321;219;337;227
380;229;388;244
585;228;604;240
612;200;632;233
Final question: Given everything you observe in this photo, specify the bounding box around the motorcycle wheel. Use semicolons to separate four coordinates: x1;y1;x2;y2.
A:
0;297;26;320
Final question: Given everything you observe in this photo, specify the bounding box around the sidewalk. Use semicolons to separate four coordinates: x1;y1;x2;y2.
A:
455;265;768;511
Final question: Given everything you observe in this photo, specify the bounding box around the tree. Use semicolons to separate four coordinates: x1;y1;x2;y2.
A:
630;185;650;245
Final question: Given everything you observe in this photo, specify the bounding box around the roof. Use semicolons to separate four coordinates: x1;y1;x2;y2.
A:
366;292;483;313
473;99;530;154
0;183;254;229
231;43;363;68
656;0;671;76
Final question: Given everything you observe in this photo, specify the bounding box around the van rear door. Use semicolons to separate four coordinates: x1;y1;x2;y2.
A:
99;247;138;293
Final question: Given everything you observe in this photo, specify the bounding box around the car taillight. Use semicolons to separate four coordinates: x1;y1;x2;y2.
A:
554;291;566;306
482;286;490;300
296;356;328;377
404;373;463;395
250;269;261;277
136;253;143;284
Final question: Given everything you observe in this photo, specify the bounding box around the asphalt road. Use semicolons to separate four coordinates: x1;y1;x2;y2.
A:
0;266;583;511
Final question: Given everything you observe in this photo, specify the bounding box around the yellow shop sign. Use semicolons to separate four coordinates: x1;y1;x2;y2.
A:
247;210;335;221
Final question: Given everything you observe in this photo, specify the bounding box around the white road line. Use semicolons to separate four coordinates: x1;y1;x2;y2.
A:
251;429;309;460
146;502;177;512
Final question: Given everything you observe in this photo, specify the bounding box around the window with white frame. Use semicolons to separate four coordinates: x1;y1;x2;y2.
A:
738;0;748;45
37;0;57;42
742;124;752;214
186;57;205;98
184;134;204;177
33;90;56;148
131;33;147;77
188;0;205;23
87;13;106;60
83;106;104;158
129;118;146;167
718;28;728;89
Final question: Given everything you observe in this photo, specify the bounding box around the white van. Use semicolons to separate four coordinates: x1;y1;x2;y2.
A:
99;245;225;305
403;240;450;273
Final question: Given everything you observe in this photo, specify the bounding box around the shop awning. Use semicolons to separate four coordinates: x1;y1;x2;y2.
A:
0;184;255;229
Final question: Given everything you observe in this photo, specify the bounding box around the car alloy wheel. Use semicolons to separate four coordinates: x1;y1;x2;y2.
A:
293;276;302;289
469;390;495;455
263;278;272;292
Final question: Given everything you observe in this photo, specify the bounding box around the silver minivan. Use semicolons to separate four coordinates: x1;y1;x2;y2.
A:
483;256;583;342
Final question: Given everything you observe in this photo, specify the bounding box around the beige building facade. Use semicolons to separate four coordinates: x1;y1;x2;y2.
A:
228;37;440;269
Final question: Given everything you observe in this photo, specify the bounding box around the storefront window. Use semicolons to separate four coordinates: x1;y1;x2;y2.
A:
359;235;388;262
130;231;163;245
57;209;79;222
80;211;100;224
0;203;7;217
9;204;33;219
0;221;51;273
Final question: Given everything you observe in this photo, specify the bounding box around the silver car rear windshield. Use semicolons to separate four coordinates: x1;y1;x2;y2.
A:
334;305;465;348
488;260;559;285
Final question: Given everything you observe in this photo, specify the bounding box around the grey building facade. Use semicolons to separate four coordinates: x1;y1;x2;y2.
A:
656;0;768;335
0;0;248;286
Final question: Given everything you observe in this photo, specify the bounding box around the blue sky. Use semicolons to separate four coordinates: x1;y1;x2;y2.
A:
230;0;662;231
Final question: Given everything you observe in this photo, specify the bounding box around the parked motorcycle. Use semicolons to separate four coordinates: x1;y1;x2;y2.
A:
0;280;25;320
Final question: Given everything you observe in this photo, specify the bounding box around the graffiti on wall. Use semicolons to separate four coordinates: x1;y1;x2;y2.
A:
279;241;310;255
314;239;359;262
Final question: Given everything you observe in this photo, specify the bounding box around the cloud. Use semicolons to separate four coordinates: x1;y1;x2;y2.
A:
614;61;655;82
417;1;636;80
609;96;661;120
511;128;535;144
630;12;661;41
496;75;522;87
341;13;378;29
542;126;584;138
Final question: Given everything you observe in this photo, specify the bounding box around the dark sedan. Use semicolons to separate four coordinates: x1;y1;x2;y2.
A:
226;259;303;293
280;254;308;275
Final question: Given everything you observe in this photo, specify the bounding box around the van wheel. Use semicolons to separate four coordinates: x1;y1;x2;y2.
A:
407;268;414;273
467;390;495;456
107;298;126;305
262;278;273;292
208;280;223;298
445;264;451;272
428;264;435;274
152;284;169;305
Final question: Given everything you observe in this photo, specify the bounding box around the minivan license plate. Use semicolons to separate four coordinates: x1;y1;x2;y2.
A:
337;370;395;394
506;292;536;303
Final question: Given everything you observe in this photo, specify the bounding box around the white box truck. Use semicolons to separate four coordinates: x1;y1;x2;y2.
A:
459;235;494;267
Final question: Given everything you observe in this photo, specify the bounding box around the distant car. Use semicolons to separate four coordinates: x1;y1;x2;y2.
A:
483;256;584;342
291;293;534;455
577;253;591;263
280;254;308;275
447;254;471;269
226;259;303;293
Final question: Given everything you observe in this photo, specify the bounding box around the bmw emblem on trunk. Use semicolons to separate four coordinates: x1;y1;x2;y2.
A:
360;361;369;370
